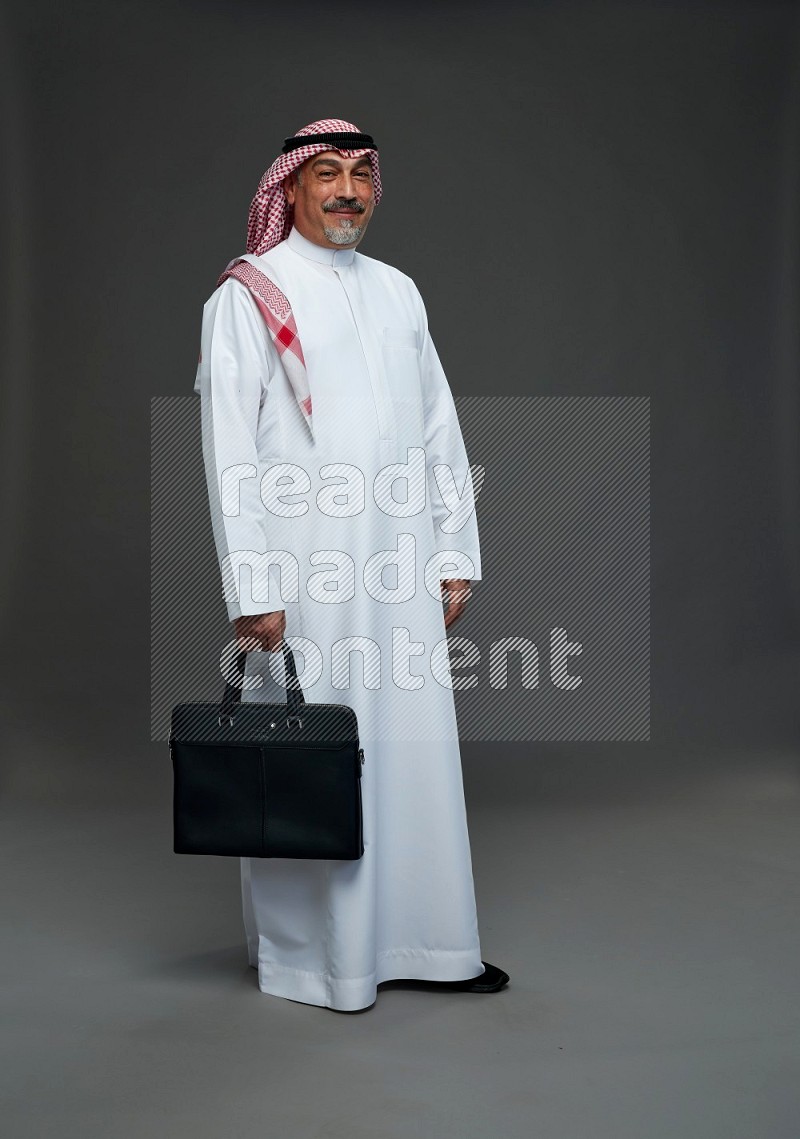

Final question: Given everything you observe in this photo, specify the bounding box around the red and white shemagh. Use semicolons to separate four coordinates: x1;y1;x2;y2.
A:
213;119;382;439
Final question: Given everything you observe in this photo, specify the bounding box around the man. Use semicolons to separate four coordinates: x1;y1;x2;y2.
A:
194;118;509;1011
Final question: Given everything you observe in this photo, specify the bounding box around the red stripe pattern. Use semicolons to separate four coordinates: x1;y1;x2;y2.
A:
218;260;314;435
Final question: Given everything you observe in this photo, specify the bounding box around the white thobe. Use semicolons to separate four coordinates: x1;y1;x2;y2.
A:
194;224;485;1010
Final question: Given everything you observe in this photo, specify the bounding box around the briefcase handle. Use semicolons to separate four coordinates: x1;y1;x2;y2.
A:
218;640;305;727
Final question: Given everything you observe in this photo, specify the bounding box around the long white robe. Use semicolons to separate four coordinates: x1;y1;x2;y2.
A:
194;224;485;1010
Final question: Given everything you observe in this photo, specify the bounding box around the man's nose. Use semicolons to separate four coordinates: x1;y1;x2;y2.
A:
337;172;361;200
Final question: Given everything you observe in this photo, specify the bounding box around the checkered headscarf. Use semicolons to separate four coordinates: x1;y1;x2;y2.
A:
216;117;382;285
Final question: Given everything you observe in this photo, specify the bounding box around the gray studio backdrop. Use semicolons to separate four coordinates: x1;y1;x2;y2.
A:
1;0;798;801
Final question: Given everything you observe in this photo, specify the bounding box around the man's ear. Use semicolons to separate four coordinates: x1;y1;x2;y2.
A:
283;172;296;205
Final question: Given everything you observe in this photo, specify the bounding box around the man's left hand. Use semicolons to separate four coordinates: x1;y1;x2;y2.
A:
441;578;472;629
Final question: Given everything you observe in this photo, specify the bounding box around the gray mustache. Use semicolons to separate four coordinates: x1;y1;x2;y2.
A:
323;200;365;213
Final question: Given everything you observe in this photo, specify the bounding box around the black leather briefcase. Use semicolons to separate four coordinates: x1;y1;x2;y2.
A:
169;642;365;859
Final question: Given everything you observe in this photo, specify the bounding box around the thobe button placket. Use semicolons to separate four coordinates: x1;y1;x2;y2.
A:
333;267;394;444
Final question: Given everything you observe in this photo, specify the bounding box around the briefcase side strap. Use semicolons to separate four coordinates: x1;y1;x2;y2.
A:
218;641;305;726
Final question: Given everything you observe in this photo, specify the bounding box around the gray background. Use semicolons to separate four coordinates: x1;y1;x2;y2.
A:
2;2;799;1137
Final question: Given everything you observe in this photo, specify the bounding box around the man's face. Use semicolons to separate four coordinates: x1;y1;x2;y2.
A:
283;151;376;249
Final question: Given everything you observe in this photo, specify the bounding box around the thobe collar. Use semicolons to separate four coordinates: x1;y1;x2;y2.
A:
286;224;357;268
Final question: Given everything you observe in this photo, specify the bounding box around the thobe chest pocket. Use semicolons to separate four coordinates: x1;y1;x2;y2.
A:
381;327;424;452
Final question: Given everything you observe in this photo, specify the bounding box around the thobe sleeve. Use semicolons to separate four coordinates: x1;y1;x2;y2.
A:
415;291;483;582
194;278;285;621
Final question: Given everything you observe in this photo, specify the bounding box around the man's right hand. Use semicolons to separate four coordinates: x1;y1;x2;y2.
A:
233;611;286;653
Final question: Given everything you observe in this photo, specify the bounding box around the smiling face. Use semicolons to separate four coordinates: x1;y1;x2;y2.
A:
283;151;376;249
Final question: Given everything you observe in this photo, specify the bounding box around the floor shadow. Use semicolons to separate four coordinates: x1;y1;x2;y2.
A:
145;944;247;982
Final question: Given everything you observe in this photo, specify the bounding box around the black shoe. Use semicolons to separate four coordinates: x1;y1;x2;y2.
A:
433;961;510;993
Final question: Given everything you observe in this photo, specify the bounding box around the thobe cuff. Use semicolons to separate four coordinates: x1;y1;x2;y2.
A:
223;560;286;622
